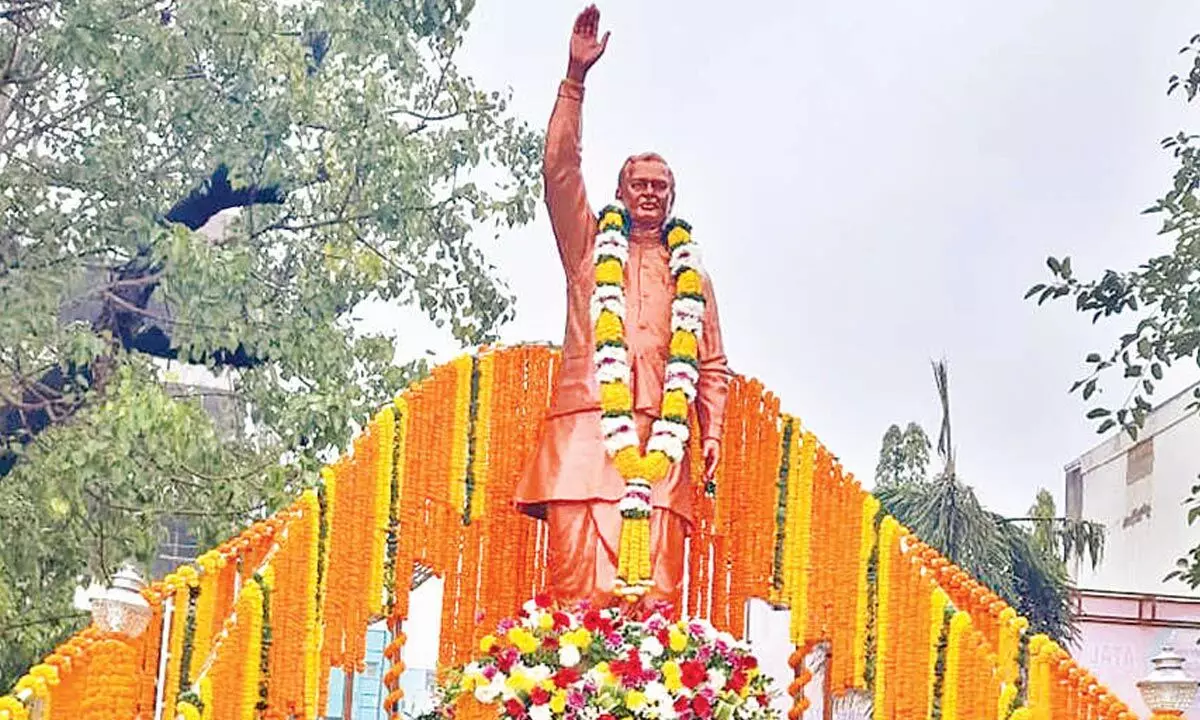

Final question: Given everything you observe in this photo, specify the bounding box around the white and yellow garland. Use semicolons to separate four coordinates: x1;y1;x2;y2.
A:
591;202;706;598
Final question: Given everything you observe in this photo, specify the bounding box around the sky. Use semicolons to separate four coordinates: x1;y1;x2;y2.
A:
366;0;1200;519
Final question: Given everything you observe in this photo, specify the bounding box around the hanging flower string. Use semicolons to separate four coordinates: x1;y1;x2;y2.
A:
592;203;707;598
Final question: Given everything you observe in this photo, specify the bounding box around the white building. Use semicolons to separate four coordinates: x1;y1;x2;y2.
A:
1064;381;1200;717
1065;381;1200;594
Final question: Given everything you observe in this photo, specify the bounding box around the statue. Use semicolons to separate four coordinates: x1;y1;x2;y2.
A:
514;5;732;609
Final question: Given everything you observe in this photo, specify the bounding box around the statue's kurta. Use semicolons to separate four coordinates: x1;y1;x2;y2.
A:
514;77;732;607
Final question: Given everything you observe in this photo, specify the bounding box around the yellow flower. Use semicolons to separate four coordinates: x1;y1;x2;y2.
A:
599;381;632;414
668;627;688;653
462;673;485;692
613;447;641;478
538;613;554;631
550;691;568;714
595;258;624;286
506;669;535;694
661;661;682;692
625;690;647;710
675;269;702;296
595;310;624;344
480;635;497;653
638;451;671;483
507;627;539;655
661;388;689;419
600;211;625;231
594;661;614;687
177;702;202;720
562;628;594;648
666;225;690;249
669;330;698;360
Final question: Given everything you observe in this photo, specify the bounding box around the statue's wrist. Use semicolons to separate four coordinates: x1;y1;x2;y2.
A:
566;62;587;84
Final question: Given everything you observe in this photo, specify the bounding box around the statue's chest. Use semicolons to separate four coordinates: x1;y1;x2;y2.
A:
622;244;673;343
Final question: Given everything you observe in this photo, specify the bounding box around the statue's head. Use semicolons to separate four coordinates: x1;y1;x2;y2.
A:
616;152;674;231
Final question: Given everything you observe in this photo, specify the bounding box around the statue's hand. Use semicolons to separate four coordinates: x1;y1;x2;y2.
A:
567;5;609;83
702;438;721;484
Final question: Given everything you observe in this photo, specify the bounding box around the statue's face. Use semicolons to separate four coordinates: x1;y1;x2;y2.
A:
618;158;674;230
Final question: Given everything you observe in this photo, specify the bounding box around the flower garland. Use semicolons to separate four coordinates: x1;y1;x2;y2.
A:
79;635;138;720
592;203;706;597
784;429;815;644
871;516;898;720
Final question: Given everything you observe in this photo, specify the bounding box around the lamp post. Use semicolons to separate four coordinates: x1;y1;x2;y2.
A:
1136;642;1199;719
90;564;153;638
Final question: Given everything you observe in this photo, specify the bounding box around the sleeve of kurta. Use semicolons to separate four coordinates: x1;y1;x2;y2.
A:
543;78;594;277
697;274;732;444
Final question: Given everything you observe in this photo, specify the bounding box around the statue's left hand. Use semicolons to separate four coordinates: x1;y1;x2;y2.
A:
702;438;720;484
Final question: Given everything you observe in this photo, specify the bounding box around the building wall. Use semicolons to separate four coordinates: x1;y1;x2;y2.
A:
1071;590;1200;717
1066;382;1200;595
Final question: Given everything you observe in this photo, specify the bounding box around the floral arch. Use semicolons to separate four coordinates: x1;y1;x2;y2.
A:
0;345;1138;720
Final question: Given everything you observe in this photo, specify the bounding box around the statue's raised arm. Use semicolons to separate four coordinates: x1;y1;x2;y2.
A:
543;5;609;276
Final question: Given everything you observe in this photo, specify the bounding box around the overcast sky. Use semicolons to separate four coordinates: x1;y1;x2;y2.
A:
368;1;1200;518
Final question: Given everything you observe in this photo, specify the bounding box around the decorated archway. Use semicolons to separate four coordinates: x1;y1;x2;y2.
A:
0;346;1140;720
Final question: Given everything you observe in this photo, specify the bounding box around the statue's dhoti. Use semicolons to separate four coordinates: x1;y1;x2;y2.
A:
515;409;693;608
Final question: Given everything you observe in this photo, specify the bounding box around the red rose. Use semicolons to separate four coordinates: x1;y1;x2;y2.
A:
553;611;572;630
529;687;550;706
496;648;518;673
599;715;616;720
674;697;691;714
680;660;707;689
735;654;758;671
504;699;527;718
535;593;552;610
692;696;713;718
727;670;748;694
756;694;769;707
658;629;671;647
553;667;581;689
542;636;560;650
582;609;613;634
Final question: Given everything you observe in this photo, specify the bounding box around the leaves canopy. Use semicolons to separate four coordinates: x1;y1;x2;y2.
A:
0;0;540;686
1028;33;1200;592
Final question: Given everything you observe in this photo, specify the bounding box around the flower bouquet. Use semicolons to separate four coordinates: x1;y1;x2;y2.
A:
438;597;778;720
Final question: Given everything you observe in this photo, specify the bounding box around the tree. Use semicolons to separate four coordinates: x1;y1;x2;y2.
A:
874;360;1105;642
873;422;931;490
0;0;540;686
1028;34;1200;591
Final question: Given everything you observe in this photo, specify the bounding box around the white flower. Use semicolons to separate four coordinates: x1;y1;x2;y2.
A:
644;681;670;703
474;680;502;704
640;636;665;658
707;669;727;691
559;644;582;668
530;704;553;720
668;243;704;276
529;664;553;682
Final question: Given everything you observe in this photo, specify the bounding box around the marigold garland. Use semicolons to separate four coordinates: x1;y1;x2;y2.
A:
785;427;815;644
592;204;706;598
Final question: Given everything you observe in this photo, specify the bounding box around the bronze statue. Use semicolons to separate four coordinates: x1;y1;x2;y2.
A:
514;5;732;609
